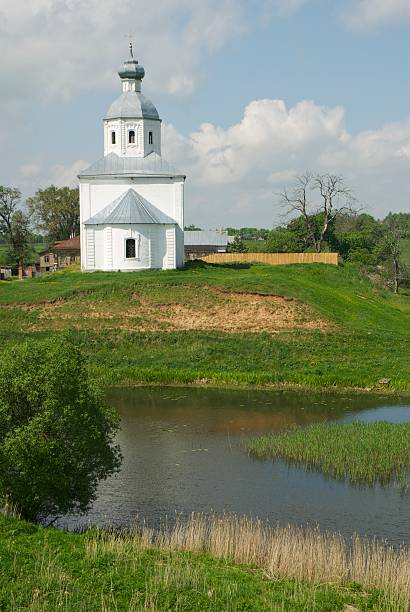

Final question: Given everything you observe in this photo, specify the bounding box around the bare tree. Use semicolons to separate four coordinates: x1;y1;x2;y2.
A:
279;172;358;252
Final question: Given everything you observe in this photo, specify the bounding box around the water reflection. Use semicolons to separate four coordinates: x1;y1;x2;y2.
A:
61;387;410;545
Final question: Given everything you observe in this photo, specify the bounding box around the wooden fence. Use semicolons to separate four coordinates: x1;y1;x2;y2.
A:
200;252;339;266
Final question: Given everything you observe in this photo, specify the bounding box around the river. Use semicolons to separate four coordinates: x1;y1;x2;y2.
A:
61;386;410;545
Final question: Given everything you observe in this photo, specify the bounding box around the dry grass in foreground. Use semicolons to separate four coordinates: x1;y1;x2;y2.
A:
2;509;409;610
87;513;410;606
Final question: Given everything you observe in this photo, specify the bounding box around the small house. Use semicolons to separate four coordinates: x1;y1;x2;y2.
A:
39;236;81;273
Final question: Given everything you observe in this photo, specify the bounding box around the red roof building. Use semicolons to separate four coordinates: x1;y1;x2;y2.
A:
39;236;81;272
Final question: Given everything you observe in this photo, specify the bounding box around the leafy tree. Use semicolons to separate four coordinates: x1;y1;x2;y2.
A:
27;185;80;242
0;335;122;523
265;227;301;253
0;186;32;266
184;224;202;231
375;219;407;293
228;234;248;253
335;214;384;263
383;212;410;239
5;210;33;267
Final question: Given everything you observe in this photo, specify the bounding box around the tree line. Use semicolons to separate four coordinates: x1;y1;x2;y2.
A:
0;185;79;267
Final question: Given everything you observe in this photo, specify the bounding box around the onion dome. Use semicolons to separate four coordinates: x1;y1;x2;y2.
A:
118;58;145;81
104;46;160;121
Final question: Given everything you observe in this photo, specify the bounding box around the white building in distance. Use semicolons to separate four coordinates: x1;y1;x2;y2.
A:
79;49;185;271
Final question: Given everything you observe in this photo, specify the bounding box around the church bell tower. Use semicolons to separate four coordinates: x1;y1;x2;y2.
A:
103;45;161;158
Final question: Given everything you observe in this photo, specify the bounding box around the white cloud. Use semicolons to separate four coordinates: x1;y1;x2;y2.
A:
47;160;90;188
258;0;410;28
0;0;403;122
0;0;245;193
0;0;245;109
344;0;410;28
19;164;41;178
161;99;410;226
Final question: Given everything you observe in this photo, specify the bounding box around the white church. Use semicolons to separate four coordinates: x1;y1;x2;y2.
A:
79;49;185;271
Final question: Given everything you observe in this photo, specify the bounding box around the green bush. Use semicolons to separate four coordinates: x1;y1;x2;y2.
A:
0;335;121;522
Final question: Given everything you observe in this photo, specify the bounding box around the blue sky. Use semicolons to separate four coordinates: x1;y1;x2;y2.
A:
0;0;409;227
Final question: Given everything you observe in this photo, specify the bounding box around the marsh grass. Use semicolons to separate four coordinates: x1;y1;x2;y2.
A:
249;421;410;486
1;513;409;611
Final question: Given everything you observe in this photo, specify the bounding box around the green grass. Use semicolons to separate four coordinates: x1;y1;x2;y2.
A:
0;513;403;611
249;421;410;486
0;262;409;392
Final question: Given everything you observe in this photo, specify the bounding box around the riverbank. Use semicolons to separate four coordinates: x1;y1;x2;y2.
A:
1;512;408;611
1;262;409;393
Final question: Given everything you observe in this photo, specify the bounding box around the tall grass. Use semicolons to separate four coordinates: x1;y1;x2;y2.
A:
87;513;410;607
248;421;410;485
2;513;409;610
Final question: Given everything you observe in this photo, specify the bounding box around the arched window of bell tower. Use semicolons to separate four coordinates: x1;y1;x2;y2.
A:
149;131;153;145
111;132;116;145
129;130;135;144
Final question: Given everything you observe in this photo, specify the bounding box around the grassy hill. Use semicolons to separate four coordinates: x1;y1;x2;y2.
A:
0;261;409;392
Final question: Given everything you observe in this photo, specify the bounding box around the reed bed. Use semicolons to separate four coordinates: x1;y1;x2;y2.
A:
87;513;410;605
248;421;410;485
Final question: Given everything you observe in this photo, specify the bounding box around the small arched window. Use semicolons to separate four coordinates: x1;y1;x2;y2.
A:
149;131;153;145
111;131;116;145
129;130;135;144
125;238;136;259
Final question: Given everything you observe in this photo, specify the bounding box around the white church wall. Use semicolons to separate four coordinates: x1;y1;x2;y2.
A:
111;225;150;270
143;119;161;156
104;119;161;157
152;225;175;269
93;227;105;270
79;178;184;271
103;120;123;156
81;223;175;271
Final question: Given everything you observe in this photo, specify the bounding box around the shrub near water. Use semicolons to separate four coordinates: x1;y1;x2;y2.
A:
249;421;410;486
0;335;121;522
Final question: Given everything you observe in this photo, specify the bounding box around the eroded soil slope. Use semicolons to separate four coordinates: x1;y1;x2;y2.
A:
25;286;330;334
